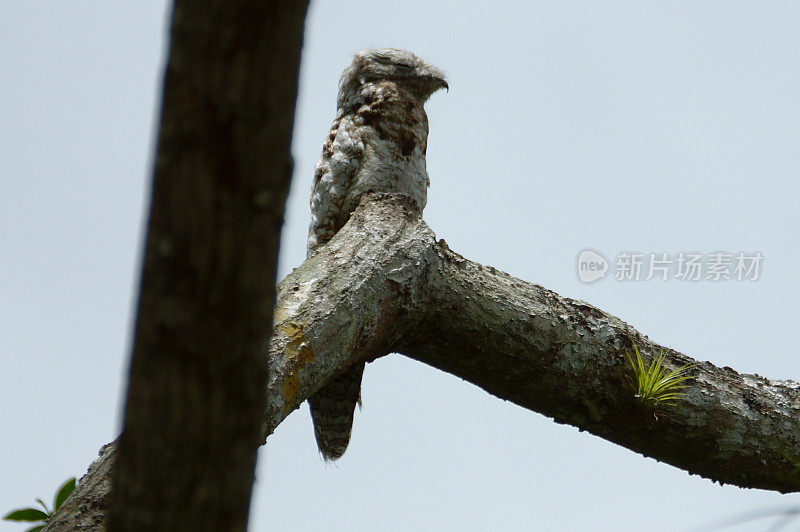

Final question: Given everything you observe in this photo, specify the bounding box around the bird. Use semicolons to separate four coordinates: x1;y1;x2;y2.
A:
306;49;448;460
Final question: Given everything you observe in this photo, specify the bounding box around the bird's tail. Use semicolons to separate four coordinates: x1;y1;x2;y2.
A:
308;363;365;461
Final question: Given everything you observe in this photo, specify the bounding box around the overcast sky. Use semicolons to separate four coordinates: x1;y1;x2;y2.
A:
2;2;799;531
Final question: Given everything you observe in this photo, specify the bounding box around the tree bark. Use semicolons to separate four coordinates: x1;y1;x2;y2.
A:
42;443;116;531
46;194;800;529
91;1;309;531
265;194;800;494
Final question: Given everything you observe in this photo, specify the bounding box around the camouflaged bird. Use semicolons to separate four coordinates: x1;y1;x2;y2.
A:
306;49;447;460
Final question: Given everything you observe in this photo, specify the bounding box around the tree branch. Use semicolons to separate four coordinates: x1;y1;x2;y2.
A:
42;442;116;531
48;194;800;528
267;193;800;493
408;232;800;493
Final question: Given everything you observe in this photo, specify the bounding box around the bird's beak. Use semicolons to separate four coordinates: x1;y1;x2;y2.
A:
416;68;448;96
426;74;448;93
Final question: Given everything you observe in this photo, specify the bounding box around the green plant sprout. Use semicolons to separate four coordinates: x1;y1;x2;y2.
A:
627;345;696;408
3;477;76;532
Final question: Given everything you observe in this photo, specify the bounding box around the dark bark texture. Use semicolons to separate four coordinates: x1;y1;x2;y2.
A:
90;1;309;531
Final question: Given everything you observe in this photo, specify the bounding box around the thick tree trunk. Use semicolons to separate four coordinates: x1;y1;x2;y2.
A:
61;1;312;531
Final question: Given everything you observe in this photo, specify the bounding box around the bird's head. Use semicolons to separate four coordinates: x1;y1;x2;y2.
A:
338;48;448;106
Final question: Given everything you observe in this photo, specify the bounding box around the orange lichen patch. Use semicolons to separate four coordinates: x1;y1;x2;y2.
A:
281;322;315;369
282;372;300;413
279;322;315;412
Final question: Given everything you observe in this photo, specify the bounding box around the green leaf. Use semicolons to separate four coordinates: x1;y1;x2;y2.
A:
34;499;50;515
3;508;48;522
25;526;45;532
54;477;77;510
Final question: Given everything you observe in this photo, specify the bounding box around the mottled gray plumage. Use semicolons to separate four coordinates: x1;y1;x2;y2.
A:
307;49;447;460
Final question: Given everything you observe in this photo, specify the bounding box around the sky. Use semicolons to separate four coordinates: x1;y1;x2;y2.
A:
2;2;799;531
